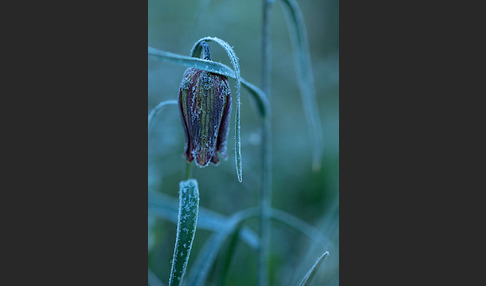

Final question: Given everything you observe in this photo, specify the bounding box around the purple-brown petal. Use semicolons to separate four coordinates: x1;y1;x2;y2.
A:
178;67;232;167
216;79;232;158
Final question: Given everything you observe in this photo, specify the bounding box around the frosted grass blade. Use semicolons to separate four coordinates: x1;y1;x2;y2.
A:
190;37;243;182
297;251;329;286
148;191;259;249
148;47;267;117
168;179;200;286
181;206;331;286
148;190;328;250
279;0;324;171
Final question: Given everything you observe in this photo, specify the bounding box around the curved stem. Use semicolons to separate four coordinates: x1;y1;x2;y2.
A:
200;40;211;60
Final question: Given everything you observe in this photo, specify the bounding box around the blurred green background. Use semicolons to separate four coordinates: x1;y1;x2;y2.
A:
148;0;338;285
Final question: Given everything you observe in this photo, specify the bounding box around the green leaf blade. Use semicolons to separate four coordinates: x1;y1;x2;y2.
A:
186;208;260;286
148;191;260;250
279;0;324;171
148;47;268;117
297;251;329;286
168;179;200;286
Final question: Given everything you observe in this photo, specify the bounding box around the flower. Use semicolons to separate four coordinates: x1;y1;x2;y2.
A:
178;67;232;167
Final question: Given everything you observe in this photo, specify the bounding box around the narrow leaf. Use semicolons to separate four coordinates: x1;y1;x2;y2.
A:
270;208;334;249
148;100;178;135
297;251;329;286
168;179;200;286
149;190;329;251
148;191;259;249
279;0;324;171
218;226;241;286
186;208;260;286
181;206;330;286
148;47;267;117
190;37;243;182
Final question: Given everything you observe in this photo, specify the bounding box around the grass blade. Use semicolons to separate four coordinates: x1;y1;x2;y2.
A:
149;189;329;250
190;37;243;182
279;0;323;171
148;191;260;250
148;100;178;136
218;226;242;286
270;208;333;249
168;179;200;286
297;251;329;286
186;208;260;286
148;47;268;118
176;205;330;286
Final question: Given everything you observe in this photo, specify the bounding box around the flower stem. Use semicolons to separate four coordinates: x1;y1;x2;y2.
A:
186;162;192;180
200;40;211;60
260;1;273;286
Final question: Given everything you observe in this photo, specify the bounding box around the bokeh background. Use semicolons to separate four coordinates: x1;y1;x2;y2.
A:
148;0;338;285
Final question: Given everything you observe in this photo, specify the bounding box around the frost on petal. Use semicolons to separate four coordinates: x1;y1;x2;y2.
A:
178;68;232;168
215;77;231;159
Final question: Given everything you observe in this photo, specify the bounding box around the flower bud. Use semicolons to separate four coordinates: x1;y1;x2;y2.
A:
178;67;232;167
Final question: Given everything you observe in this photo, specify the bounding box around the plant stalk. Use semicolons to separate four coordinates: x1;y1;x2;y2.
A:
260;0;273;286
186;162;192;180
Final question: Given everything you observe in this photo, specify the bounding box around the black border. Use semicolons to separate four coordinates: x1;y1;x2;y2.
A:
13;1;150;284
339;1;481;284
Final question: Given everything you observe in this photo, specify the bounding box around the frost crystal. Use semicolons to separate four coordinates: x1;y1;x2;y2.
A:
178;67;232;167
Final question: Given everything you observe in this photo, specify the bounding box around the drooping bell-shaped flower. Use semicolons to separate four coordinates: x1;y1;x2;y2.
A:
178;52;232;167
